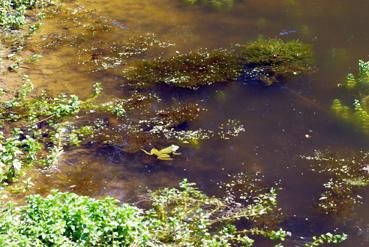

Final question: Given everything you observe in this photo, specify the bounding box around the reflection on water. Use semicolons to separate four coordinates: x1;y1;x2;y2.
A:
9;0;369;246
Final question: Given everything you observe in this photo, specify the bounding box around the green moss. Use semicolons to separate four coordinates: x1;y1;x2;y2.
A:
124;38;313;89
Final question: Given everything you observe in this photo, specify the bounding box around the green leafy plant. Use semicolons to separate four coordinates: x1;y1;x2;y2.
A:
305;233;348;247
0;179;348;246
332;60;369;133
0;191;148;246
0;0;52;30
0;78;125;184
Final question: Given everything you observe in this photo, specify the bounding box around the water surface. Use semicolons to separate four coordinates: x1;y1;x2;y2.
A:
13;0;369;246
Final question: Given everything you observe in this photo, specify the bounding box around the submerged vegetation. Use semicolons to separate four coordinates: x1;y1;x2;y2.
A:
0;178;347;246
302;150;369;215
183;0;236;10
124;38;313;89
0;0;359;245
0;79;125;184
332;60;369;133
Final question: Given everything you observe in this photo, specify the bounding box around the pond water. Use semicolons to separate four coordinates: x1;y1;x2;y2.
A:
10;0;369;246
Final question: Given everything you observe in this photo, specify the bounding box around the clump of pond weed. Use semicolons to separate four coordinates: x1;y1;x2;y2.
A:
78;33;175;72
0;78;125;184
301;150;369;215
237;37;314;85
332;60;369;134
0;177;347;246
98;101;244;152
124;38;313;89
124;49;241;89
183;0;236;10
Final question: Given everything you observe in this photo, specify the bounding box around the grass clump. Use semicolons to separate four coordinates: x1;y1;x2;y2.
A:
332;60;369;133
0;178;347;246
124;38;313;89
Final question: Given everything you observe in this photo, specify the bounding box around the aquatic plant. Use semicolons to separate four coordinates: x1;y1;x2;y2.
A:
124;38;313;89
332;60;369;133
301;150;369;215
237;37;314;85
304;233;348;247
0;179;347;246
0;0;51;30
124;49;241;89
78;33;175;72
183;0;235;10
0;78;125;184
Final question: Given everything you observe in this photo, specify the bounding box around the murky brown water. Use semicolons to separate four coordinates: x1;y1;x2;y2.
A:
6;0;369;246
